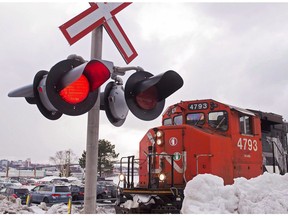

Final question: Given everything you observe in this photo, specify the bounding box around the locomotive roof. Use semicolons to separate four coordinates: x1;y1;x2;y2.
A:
163;99;284;124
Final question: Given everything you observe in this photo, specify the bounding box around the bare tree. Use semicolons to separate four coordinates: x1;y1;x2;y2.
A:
50;149;77;177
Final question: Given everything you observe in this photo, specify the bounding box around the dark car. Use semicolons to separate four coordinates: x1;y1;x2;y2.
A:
2;187;29;204
69;185;84;202
97;180;117;203
50;178;69;184
30;184;71;204
68;181;117;203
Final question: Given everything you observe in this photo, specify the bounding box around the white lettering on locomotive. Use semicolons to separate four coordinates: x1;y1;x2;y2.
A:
237;137;258;151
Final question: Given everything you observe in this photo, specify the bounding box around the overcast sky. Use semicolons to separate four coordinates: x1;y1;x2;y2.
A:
1;2;288;164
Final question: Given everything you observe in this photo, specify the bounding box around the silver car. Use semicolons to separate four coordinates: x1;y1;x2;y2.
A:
30;184;71;204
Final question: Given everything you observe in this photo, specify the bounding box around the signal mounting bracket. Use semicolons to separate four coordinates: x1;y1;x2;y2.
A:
111;66;144;85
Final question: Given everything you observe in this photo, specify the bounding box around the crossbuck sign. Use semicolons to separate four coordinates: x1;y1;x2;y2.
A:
59;2;137;64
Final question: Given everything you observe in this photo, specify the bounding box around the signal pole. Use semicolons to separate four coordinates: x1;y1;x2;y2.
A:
84;26;103;213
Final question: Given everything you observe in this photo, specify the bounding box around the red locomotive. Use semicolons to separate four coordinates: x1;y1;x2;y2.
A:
115;99;288;213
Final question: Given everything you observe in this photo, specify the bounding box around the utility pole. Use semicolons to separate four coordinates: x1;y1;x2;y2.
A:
65;150;71;177
84;26;103;214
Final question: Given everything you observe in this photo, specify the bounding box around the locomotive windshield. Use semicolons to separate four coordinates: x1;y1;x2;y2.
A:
173;115;183;125
208;111;228;131
163;118;172;126
186;113;205;126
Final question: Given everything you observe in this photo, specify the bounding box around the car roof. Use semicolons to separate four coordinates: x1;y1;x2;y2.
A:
7;186;29;190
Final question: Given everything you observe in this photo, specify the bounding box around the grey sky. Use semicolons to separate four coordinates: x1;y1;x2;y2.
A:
1;2;288;163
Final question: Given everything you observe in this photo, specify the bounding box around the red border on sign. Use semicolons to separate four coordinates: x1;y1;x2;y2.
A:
59;4;105;45
88;2;131;15
103;16;138;64
110;3;132;16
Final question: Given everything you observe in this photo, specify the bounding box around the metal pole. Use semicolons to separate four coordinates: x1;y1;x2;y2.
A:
84;26;103;214
131;156;134;188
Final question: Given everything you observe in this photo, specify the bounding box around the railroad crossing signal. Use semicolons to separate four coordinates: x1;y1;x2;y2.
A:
8;55;112;120
101;69;184;126
8;56;184;124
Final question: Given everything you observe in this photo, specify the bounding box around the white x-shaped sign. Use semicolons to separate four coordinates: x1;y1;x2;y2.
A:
59;2;137;64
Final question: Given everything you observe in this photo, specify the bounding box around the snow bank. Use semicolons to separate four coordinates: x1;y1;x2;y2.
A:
1;173;287;214
0;195;115;214
181;172;288;214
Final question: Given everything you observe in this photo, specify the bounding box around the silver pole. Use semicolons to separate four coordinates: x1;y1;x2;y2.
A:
84;26;103;213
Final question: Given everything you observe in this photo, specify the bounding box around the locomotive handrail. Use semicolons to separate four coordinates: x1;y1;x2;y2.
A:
119;156;138;189
194;154;213;175
147;153;175;188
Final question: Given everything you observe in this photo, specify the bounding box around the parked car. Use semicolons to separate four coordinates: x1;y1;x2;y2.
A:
30;184;71;204
1;186;29;204
96;180;117;203
68;181;117;203
50;178;69;184
69;185;84;201
19;178;36;186
9;179;22;187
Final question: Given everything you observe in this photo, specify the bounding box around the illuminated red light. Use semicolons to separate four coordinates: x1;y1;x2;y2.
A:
59;75;89;104
136;86;158;110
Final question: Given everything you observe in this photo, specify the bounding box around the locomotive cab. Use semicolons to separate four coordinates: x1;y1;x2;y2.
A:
137;99;262;189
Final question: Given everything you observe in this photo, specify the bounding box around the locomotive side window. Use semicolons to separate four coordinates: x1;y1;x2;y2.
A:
239;115;252;135
174;115;183;125
163;118;172;126
208;111;228;131
186;113;205;126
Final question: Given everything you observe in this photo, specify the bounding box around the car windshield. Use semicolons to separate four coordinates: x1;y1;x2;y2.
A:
55;186;70;192
15;189;29;194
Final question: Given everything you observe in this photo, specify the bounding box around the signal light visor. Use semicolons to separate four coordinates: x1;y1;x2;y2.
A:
84;61;111;91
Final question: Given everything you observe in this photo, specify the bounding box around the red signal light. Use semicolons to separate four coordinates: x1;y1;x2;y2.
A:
8;57;114;120
136;86;158;110
59;75;89;104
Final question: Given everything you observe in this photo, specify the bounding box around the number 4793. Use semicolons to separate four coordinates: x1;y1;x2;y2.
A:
237;138;258;151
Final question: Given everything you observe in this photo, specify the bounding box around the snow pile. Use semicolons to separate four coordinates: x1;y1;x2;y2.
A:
181;172;288;214
0;195;34;214
1;173;287;214
0;195;115;214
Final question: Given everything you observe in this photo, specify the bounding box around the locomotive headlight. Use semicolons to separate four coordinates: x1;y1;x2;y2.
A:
156;130;163;138
159;173;166;181
155;130;164;145
119;173;125;182
156;138;163;145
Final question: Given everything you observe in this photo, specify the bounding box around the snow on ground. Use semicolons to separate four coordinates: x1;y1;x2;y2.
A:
0;195;116;214
181;172;288;214
0;172;287;213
